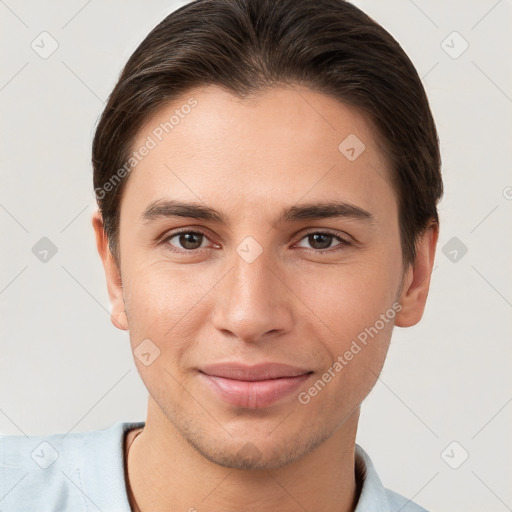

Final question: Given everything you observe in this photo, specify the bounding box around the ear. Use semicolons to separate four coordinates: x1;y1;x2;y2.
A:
92;210;129;331
395;221;439;327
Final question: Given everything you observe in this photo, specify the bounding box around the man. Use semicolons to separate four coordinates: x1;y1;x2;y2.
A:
0;0;442;510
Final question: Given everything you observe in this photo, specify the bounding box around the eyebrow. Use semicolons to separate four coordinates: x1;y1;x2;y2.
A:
141;199;375;225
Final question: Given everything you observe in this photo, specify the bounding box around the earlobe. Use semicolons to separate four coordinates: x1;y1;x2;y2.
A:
91;210;129;331
112;310;129;331
395;222;439;328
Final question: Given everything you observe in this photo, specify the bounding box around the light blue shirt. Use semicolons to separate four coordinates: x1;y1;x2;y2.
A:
0;421;429;511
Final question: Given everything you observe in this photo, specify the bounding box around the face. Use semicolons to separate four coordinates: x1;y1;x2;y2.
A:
94;84;433;470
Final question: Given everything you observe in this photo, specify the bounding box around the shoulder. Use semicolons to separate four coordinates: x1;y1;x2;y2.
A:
0;420;144;512
354;444;431;512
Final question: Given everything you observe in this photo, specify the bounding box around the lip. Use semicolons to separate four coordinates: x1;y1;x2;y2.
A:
198;362;313;409
200;362;312;380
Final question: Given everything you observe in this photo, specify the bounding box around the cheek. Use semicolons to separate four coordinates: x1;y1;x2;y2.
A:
294;255;400;398
122;261;214;351
121;266;207;397
299;257;401;343
298;277;396;413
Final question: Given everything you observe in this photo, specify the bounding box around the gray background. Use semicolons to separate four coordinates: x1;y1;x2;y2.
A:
1;1;511;511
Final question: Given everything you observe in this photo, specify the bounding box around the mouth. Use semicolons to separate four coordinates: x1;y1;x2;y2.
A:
198;362;314;409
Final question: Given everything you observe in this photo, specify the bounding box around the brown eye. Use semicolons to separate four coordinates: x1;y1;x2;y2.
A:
296;231;350;252
166;231;208;251
308;233;334;250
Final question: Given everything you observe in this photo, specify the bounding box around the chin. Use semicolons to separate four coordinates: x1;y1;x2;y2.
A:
182;421;333;471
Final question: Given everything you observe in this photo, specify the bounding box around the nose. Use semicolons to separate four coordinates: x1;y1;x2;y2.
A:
211;241;294;344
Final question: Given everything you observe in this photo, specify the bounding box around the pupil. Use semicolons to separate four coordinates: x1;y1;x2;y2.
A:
310;233;331;250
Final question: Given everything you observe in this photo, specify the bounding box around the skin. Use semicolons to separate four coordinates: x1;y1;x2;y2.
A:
93;84;438;512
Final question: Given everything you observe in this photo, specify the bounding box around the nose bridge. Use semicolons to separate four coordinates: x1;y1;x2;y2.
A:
212;234;292;341
233;238;274;303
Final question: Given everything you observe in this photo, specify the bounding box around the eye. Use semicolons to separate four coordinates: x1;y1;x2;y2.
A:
295;231;351;252
163;230;212;252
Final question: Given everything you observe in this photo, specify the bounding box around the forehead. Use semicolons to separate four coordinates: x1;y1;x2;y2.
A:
121;84;395;222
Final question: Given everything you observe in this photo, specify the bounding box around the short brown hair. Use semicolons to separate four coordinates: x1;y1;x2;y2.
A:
92;0;442;268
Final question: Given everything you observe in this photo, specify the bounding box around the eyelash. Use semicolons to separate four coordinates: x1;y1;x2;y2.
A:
159;228;352;255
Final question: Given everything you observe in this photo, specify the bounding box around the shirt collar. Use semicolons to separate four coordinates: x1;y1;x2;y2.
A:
354;443;393;510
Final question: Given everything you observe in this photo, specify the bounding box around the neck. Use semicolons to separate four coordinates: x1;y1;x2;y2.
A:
126;399;361;512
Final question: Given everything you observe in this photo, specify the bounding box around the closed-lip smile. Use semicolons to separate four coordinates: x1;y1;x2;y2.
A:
198;362;313;408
